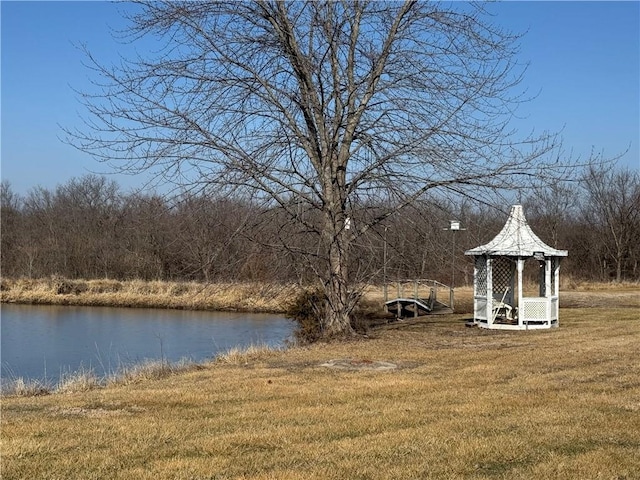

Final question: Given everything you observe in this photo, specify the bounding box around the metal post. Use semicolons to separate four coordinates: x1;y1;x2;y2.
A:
451;227;456;311
445;220;465;312
450;286;454;312
383;225;388;302
451;224;457;289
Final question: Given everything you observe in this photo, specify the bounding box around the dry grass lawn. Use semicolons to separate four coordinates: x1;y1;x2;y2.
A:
2;293;639;479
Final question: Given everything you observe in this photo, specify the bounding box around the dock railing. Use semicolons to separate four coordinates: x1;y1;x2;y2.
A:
383;279;454;312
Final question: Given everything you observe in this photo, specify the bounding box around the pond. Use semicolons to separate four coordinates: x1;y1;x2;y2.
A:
1;304;293;385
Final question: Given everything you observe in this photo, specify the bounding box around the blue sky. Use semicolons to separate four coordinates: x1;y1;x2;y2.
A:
2;1;639;195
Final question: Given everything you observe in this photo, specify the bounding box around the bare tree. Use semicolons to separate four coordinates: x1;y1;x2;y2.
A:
174;194;258;282
1;181;22;277
68;1;570;337
119;192;179;280
580;164;640;282
54;175;122;278
524;181;580;249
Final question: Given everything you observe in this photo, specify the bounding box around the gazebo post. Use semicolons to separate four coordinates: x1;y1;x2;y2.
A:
545;258;552;324
516;258;524;327
486;257;493;326
554;259;561;326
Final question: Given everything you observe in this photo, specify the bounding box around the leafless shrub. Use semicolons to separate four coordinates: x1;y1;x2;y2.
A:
2;377;51;397
56;367;101;393
108;358;198;386
215;344;281;365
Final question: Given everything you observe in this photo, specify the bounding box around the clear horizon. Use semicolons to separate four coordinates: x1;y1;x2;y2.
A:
2;1;639;195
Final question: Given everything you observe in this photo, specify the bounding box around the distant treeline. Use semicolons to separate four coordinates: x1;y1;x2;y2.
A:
2;163;639;284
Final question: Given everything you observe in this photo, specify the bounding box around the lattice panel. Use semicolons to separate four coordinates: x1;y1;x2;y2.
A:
475;257;487;296
523;299;547;320
492;257;514;294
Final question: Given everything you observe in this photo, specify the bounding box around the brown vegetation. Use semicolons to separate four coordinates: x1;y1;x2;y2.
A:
0;277;301;313
2;165;639;289
2;301;638;479
2;277;638;318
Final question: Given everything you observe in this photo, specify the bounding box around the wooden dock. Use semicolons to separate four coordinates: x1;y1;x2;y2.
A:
383;279;454;319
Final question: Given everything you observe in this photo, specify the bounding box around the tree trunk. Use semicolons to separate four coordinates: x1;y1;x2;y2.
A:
323;235;355;337
321;191;355;338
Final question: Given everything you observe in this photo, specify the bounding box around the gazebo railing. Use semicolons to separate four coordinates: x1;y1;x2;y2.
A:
521;296;559;325
475;295;559;329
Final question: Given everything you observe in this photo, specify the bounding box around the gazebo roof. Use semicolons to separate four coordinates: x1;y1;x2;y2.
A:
465;205;568;257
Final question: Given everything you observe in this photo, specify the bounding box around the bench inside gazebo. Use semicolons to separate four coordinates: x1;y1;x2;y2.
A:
465;205;568;330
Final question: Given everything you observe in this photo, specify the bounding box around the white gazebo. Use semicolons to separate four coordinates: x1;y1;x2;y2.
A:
465;205;568;330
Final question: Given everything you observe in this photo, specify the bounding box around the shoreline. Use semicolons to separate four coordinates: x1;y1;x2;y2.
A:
2;277;638;314
0;277;302;314
2;343;280;398
0;277;403;317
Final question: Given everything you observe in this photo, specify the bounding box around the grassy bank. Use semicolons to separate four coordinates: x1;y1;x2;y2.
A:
0;277;303;314
3;277;638;315
2;346;279;398
0;277;395;317
2;303;639;479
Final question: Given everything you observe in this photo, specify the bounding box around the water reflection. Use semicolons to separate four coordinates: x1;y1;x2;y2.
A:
1;304;292;383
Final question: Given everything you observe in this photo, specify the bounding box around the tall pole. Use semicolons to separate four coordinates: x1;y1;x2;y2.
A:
446;220;465;312
383;225;388;302
452;227;456;289
449;220;460;287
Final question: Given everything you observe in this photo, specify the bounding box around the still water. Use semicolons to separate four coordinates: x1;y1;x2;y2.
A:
1;304;293;384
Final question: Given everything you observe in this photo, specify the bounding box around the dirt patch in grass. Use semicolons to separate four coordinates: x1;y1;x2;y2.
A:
319;359;399;371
